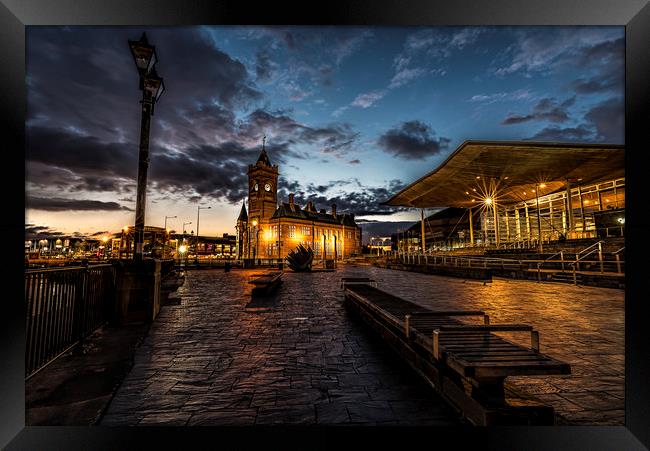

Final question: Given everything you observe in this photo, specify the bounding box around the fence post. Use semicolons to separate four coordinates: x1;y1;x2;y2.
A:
573;264;577;285
404;315;411;339
537;263;541;282
73;266;88;341
616;254;621;274
560;251;564;272
575;255;579;271
598;242;604;274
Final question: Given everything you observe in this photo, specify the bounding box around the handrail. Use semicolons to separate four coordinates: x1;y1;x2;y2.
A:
613;246;625;255
574;248;600;263
576;240;604;257
544;249;567;262
25;263;113;274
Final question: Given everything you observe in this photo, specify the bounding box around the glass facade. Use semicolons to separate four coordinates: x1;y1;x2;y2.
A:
499;178;625;244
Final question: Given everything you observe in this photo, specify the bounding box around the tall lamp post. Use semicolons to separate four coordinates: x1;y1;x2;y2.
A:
163;215;177;259
196;206;211;262
128;32;165;261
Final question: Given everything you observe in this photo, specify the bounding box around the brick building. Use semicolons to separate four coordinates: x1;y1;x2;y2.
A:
236;144;362;260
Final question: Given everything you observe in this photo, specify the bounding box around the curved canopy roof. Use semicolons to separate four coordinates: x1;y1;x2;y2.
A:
384;141;625;208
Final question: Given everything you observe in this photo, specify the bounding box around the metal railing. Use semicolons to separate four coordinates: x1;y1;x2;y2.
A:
392;247;624;280
25;264;116;378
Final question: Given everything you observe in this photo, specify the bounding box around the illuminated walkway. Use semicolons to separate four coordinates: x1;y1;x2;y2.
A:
101;265;624;426
100;267;460;426
353;265;625;425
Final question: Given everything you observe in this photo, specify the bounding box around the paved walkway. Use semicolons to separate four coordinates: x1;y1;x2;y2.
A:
350;265;625;425
101;265;624;426
101;267;460;426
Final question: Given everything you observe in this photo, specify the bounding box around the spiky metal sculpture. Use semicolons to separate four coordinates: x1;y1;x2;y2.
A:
286;244;314;272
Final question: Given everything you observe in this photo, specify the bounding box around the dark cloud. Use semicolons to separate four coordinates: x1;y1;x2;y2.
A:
26;103;359;205
27;196;133;212
255;51;273;81
278;178;407;217
378;121;450;160
26;126;137;193
584;97;624;143
502;96;575;125
571;71;621;94
349;159;361;164
575;37;624;67
148;144;252;203
526;96;623;144
26;27;262;146
242;109;359;156
25;224;67;240
528;124;594;142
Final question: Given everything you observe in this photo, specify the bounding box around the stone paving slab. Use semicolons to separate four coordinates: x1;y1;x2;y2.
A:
102;265;623;426
345;266;625;425
101;268;461;426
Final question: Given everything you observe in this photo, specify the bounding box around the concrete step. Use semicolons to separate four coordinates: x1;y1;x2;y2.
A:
551;272;582;282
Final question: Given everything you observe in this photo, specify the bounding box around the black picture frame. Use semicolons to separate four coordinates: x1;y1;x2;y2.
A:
2;0;649;449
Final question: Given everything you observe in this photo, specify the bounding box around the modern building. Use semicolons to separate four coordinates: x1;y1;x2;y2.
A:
110;226;237;259
180;233;237;258
395;207;483;252
386;141;625;251
236;144;362;260
368;237;393;253
109;225;169;258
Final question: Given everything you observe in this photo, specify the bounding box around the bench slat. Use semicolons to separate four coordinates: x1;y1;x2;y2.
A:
344;284;571;382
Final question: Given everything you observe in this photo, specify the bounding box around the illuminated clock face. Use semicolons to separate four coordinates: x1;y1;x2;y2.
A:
264;183;271;192
253;183;258;191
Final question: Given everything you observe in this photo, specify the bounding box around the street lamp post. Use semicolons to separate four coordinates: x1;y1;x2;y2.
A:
128;32;165;261
163;215;177;259
196;206;211;262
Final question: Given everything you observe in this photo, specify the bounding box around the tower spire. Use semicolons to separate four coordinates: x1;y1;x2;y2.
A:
256;135;271;166
237;200;248;222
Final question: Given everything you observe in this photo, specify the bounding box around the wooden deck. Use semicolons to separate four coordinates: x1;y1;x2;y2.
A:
343;282;571;425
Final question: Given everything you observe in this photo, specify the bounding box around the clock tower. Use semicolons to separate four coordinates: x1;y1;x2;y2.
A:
247;137;278;224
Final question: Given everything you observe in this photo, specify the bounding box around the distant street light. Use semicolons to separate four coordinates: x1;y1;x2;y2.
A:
178;244;187;270
196;206;211;262
128;32;165;261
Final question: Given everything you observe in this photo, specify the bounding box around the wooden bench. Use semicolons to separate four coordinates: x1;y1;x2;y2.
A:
248;271;283;296
343;283;571;425
340;277;378;288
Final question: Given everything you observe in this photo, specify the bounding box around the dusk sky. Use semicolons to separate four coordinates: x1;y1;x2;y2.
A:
25;26;624;241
